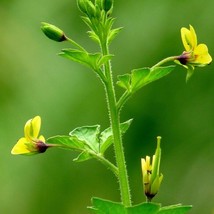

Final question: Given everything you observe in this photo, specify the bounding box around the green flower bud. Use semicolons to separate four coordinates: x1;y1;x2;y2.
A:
95;4;102;19
103;0;113;13
95;0;103;10
86;1;96;18
77;0;88;14
41;22;66;42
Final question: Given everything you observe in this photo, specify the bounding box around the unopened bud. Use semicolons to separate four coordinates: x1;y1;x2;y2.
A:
77;0;88;14
95;0;103;10
103;0;113;13
41;22;66;42
141;136;163;202
86;1;96;18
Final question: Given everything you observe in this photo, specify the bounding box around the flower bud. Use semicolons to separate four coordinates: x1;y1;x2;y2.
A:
77;0;88;14
86;1;96;18
141;136;163;201
103;0;113;13
41;22;66;42
95;0;103;10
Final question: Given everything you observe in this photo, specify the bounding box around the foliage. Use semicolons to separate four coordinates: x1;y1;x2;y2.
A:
90;198;192;214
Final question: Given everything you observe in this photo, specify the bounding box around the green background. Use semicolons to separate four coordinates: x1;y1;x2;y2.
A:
1;0;214;213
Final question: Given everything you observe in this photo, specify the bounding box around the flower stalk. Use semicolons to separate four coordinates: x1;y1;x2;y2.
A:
151;56;178;70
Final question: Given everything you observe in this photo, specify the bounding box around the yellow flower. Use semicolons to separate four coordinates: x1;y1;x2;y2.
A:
176;25;212;80
141;137;163;201
11;116;48;155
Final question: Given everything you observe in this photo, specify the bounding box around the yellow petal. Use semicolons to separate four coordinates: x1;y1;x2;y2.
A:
38;135;45;142
193;44;212;65
24;116;41;140
189;25;197;49
181;25;197;51
181;27;190;51
141;158;146;172
141;156;152;174
11;138;31;155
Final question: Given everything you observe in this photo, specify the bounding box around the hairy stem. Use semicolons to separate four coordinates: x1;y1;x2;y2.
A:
93;153;119;177
117;91;131;111
101;41;132;207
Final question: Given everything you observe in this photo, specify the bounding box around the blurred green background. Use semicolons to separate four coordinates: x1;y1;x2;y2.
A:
1;0;214;213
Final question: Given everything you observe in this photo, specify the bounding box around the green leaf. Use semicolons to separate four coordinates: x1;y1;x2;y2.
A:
90;198;160;214
90;198;125;214
81;16;93;30
59;49;101;70
116;67;150;92
106;18;116;32
68;120;132;156
108;27;123;44
90;198;192;214
130;67;151;92
73;151;92;162
117;66;175;94
117;74;131;91
97;54;114;67
146;66;175;85
47;120;132;162
127;202;160;214
47;135;87;150
100;119;133;154
159;204;192;214
47;135;96;162
70;125;101;153
88;30;100;43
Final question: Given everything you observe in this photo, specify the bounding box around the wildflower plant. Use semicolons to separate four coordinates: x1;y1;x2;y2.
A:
12;0;212;213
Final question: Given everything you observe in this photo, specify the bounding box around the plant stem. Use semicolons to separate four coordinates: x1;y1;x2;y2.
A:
94;153;119;177
117;91;131;111
66;37;87;52
151;56;177;69
101;42;132;207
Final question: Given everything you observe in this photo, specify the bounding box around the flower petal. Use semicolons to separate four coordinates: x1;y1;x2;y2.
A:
189;25;197;49
141;158;146;172
193;44;212;65
11;138;31;155
38;135;45;142
24;116;41;140
181;25;197;51
141;156;151;172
